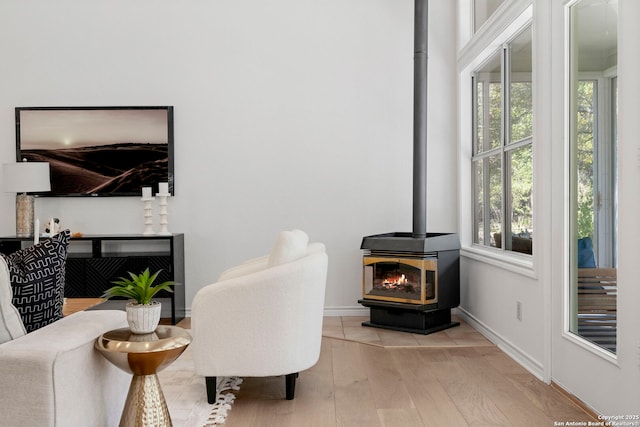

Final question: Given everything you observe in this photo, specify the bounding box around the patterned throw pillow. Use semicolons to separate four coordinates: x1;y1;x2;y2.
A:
1;230;70;333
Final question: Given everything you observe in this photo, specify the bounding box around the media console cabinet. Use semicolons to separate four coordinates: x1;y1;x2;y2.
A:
0;233;185;324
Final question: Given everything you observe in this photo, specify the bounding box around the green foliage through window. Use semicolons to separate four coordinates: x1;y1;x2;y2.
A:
472;25;533;254
576;80;595;240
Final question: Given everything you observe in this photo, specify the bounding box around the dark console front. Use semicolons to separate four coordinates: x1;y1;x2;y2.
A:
0;233;185;324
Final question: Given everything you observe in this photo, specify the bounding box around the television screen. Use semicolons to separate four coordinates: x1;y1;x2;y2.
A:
15;106;174;197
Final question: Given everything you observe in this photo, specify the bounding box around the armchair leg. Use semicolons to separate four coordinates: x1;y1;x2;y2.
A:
285;372;298;400
205;376;217;404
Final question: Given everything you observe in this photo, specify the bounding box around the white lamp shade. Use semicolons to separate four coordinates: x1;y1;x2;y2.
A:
2;162;51;193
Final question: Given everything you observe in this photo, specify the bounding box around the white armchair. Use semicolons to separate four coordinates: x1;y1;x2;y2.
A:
191;230;328;401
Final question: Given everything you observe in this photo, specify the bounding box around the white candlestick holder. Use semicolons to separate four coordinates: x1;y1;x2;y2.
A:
142;197;155;235
156;192;171;236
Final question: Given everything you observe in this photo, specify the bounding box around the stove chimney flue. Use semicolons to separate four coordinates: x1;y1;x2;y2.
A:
412;0;428;239
359;0;459;337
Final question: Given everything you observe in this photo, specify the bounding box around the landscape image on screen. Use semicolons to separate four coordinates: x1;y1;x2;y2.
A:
16;107;173;196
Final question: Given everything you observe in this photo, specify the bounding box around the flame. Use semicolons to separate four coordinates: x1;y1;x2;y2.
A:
383;274;408;288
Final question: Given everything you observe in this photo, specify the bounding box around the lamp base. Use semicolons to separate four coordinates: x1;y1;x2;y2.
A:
16;194;34;238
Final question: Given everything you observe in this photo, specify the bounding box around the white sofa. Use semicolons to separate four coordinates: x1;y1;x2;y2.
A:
0;253;130;427
0;309;130;427
0;310;130;427
191;229;328;401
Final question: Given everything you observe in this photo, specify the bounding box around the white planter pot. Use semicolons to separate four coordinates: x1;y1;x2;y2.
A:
126;301;161;334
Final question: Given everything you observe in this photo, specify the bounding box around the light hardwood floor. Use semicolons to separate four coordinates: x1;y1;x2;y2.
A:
180;316;595;427
62;297;105;317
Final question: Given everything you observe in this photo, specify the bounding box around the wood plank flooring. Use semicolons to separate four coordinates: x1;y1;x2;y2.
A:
216;316;596;427
62;297;105;317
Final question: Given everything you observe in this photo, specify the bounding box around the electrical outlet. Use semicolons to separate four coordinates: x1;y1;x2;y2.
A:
516;301;522;321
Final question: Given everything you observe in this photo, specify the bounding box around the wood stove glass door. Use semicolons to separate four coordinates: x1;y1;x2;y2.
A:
363;257;437;305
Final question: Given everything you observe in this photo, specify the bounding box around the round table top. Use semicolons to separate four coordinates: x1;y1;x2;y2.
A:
96;325;191;354
95;326;192;376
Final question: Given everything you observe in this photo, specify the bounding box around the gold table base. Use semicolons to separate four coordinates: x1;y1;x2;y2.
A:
95;326;192;427
121;374;171;427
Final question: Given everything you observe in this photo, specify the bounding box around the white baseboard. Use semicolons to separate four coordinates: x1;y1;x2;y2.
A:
323;306;369;317
456;307;545;381
178;306;367;319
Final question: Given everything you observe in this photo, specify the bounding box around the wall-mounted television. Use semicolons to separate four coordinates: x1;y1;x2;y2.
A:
15;106;174;197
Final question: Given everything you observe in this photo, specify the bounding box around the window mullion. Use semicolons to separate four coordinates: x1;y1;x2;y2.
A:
482;76;493;246
502;43;512;251
483;157;491;245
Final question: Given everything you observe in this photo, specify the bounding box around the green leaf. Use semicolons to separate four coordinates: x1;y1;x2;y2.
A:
101;268;174;305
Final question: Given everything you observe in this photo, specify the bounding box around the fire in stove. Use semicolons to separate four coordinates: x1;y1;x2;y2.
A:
383;273;408;288
380;273;417;295
363;256;436;305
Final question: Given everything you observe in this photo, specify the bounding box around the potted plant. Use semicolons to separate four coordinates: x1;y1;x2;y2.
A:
102;268;174;334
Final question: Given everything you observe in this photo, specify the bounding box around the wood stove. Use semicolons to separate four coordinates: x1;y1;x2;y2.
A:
358;0;460;334
359;232;460;334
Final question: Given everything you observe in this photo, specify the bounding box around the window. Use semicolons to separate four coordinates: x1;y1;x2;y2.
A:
575;78;617;268
472;25;533;254
474;0;506;32
568;0;618;354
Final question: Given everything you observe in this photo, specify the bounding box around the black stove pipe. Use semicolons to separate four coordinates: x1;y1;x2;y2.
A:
412;0;428;239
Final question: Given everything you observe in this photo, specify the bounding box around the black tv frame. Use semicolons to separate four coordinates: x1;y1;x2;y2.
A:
15;106;174;197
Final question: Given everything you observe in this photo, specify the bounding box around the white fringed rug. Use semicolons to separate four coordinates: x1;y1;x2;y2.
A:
158;343;242;427
202;377;243;426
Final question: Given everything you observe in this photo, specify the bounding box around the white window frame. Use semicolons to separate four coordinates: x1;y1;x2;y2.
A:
590;70;617;268
458;3;534;277
471;45;533;253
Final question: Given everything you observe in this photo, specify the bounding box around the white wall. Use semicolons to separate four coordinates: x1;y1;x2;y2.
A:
456;0;546;378
460;261;545;375
0;0;459;314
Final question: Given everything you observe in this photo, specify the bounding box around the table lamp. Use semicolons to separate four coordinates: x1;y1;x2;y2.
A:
2;160;51;237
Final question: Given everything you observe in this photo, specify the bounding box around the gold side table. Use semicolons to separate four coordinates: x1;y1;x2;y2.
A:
95;325;192;427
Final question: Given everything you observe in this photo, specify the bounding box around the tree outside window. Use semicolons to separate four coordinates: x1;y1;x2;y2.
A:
472;25;533;254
